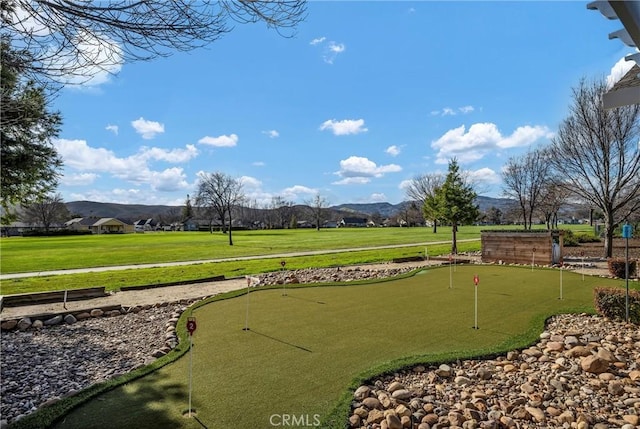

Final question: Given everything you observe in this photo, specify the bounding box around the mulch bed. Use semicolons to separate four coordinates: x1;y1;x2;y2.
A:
564;238;640;259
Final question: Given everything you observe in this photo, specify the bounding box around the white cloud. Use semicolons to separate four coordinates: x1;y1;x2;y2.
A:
324;41;346;64
319;119;368;136
333;156;402;184
398;179;412;192
131;117;165;139
431;105;476;117
105;124;118;135
386;145;401;156
606;55;636;89
333;177;371;185
139;144;198;163
281;185;318;201
56;31;123;87
198;134;238;147
252;161;266;167
468;167;501;185
54;139;195;190
311;37;346;64
61;172;99;186
239;176;262;189
69;187;189;206
369;193;387;202
310;36;326;45
328;42;345;53
150;167;189;192
430;123;554;164
498;125;554;149
262;130;279;138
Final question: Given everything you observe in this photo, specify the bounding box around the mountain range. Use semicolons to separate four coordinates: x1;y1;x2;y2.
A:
66;196;518;221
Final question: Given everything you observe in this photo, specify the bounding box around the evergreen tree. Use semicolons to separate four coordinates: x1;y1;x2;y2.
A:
182;194;193;221
433;159;479;254
1;40;62;223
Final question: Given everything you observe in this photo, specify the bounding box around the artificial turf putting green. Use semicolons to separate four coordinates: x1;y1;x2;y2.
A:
51;265;626;429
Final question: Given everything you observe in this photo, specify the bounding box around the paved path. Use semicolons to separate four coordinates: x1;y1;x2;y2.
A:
0;239;479;280
0;259;439;321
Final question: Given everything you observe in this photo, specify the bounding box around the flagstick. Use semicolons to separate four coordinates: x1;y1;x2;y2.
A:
531;251;535;271
449;255;453;289
559;264;563;300
188;333;193;417
243;277;250;331
474;284;478;329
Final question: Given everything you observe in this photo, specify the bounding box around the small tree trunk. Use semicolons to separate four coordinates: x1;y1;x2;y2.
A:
227;211;233;245
604;212;614;258
451;221;458;254
432;219;437;233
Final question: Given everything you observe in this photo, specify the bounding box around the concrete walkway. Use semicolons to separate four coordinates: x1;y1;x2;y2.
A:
0;239;479;280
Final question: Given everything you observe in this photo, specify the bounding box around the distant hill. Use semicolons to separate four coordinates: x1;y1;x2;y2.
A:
66;201;178;222
66;196;517;222
332;196;517;217
330;202;399;218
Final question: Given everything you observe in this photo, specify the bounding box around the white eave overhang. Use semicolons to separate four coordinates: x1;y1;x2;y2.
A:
588;0;640;108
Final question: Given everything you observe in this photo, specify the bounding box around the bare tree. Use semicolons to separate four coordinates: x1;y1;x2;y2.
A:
502;148;551;230
270;195;294;229
306;194;329;231
1;0;306;87
537;179;570;230
548;78;640;257
20;193;69;234
195;172;244;245
405;173;444;232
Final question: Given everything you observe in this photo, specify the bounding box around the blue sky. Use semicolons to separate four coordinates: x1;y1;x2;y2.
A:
51;1;636;207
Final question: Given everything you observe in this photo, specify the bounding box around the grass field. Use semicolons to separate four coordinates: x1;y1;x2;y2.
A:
30;264;623;429
0;225;595;295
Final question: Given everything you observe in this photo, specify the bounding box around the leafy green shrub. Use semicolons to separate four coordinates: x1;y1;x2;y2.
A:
562;229;577;247
575;232;600;243
607;258;637;278
593;287;640;324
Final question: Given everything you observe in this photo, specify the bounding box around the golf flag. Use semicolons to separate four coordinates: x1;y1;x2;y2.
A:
474;275;479;286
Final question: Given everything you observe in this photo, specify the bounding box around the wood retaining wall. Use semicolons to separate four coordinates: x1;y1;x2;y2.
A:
481;231;564;265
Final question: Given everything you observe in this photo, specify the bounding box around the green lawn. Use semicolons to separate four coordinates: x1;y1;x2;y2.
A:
0;225;593;274
0;225;596;296
23;264;623;429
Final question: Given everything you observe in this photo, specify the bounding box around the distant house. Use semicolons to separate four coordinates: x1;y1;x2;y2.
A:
181;218;224;232
339;217;368;227
134;218;160;231
91;218;131;234
1;221;32;237
66;217;100;232
66;217;133;234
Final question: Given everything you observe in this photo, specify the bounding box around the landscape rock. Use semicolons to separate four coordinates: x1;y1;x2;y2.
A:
349;314;640;429
16;317;31;331
0;304;185;424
